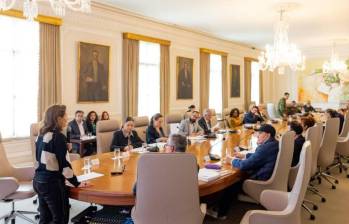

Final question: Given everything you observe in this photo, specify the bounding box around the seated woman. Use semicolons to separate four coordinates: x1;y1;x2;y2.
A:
289;121;305;167
110;117;144;151
146;113;168;144
228;108;242;128
101;111;110;120
86;111;98;135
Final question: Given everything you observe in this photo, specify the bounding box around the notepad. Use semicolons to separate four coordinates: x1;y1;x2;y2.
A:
198;168;220;182
77;172;104;182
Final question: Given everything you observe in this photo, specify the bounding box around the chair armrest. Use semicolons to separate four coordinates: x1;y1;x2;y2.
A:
247;210;288;224
0;177;19;199
12;166;35;181
242;179;272;202
260;190;289;211
288;165;299;189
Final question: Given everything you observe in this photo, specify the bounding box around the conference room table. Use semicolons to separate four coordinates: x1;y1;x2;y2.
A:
70;121;289;206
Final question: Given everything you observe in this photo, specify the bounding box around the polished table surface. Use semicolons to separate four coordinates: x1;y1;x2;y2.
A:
70;121;289;206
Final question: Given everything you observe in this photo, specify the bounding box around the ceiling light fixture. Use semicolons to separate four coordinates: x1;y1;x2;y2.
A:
258;2;305;75
0;0;91;21
322;42;348;75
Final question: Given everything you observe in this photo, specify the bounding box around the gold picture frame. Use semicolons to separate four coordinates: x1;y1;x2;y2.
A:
176;56;194;100
77;41;110;103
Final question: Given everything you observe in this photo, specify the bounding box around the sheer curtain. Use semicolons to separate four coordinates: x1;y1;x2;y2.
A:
0;16;39;138
209;54;223;114
138;41;161;119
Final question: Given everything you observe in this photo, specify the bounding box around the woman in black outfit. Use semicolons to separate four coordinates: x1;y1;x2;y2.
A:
110;116;144;151
33;105;89;224
86;110;98;135
146;113;168;144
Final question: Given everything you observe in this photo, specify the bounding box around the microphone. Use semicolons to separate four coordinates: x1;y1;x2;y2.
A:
208;134;226;161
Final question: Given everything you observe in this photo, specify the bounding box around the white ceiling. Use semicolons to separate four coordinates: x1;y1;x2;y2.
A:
100;0;349;56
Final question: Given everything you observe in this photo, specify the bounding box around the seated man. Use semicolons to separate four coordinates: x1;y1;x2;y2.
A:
198;109;219;135
243;106;264;124
178;111;204;136
209;124;279;219
303;100;315;113
287;101;301;115
133;134;188;194
68;110;91;155
110;117;144;151
289;121;305;167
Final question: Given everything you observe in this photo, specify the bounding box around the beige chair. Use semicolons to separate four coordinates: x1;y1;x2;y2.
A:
206;108;218;127
267;103;281;119
30;123;80;162
96;119;121;154
133;116;149;142
165;113;183;135
240;141;312;224
316;117;340;189
0;133;38;223
334;114;349;177
339;113;349;137
131;153;205;224
242;131;295;203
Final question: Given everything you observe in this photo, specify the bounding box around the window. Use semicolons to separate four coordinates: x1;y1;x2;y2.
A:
209;54;222;114
0;16;39;139
137;41;161;118
251;61;260;105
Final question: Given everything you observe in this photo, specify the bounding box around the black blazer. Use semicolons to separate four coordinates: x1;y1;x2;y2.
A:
292;135;305;167
68;120;88;139
198;117;212;134
110;130;144;151
146;126;166;144
86;121;97;136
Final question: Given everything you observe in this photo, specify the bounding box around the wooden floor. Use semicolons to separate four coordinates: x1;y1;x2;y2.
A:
2;141;349;224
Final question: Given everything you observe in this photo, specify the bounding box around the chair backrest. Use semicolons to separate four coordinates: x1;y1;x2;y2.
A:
96;120;120;154
0;133;14;177
268;131;295;190
305;124;323;176
165;113;183;135
266;103;280;119
318;118;339;168
133;116;149;142
132;153;204;224
288;141;312;215
339;113;349;137
30;123;40;163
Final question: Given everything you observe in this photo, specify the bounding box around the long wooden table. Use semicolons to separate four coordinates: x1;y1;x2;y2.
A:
70;121;288;206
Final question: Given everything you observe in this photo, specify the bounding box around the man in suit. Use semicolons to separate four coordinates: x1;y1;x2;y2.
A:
178;111;204;136
243;106;264;124
198;109;219;135
68;110;89;154
80;50;108;101
177;61;192;99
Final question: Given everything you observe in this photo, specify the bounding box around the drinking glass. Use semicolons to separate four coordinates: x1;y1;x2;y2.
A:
112;148;121;160
83;157;91;173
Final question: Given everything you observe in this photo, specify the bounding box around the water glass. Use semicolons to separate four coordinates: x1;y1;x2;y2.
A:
83;157;91;173
113;148;121;160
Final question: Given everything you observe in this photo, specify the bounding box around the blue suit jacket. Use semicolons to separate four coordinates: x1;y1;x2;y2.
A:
243;112;264;124
232;137;279;181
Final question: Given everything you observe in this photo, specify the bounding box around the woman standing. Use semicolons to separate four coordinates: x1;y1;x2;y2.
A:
86;111;98;135
33;105;89;224
146;113;168;144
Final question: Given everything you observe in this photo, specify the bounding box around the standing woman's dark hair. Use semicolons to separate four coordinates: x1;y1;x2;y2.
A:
40;105;67;135
34;105;89;224
150;113;163;127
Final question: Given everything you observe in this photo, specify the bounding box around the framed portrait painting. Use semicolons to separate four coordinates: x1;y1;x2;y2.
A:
177;56;194;99
78;42;110;103
230;64;241;98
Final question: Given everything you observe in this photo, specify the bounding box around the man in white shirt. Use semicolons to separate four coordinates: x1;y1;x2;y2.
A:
198;109;220;135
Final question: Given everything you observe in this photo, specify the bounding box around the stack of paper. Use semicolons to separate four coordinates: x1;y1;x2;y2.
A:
77;172;104;182
198;168;220;182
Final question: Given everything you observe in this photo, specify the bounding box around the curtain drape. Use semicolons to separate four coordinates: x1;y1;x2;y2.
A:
200;52;210;112
160;45;170;117
244;59;252;111
122;38;139;119
221;55;228;113
259;70;264;104
38;23;61;121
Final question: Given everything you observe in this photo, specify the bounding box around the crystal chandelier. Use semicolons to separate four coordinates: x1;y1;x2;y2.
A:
322;42;348;74
258;9;305;75
0;0;91;21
